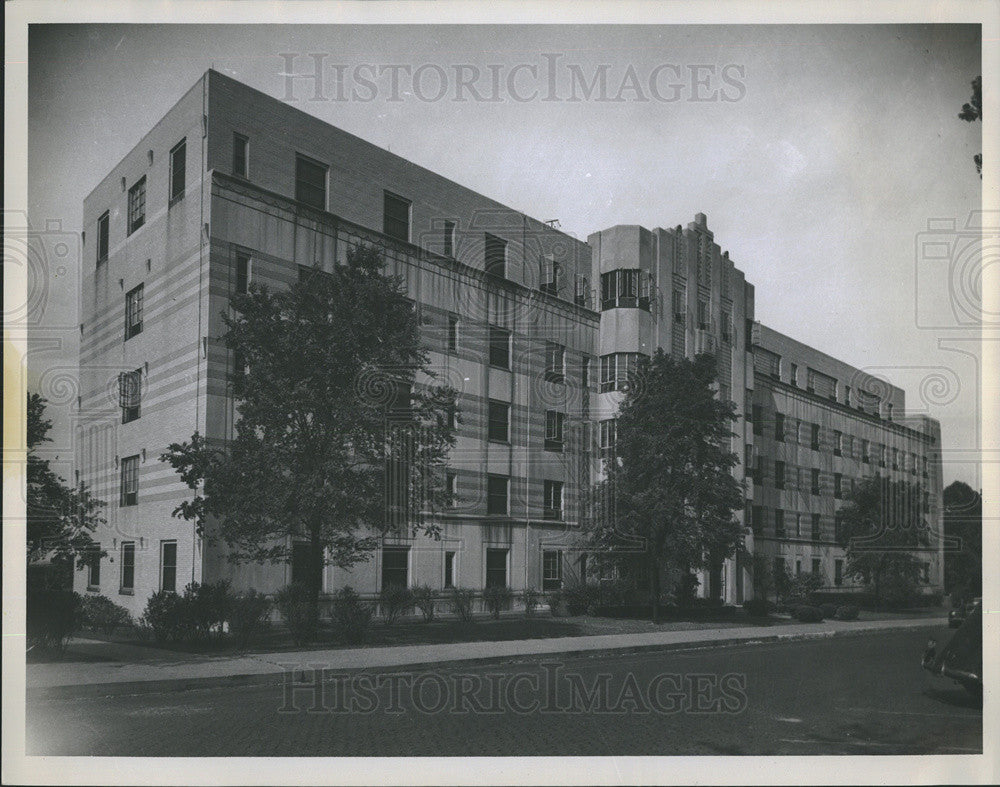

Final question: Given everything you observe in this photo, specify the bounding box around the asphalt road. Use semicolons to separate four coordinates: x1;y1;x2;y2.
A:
26;625;982;756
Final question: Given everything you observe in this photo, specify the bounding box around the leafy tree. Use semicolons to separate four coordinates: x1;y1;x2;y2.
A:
750;551;775;603
162;244;457;636
26;393;104;586
942;480;981;600
958;75;982;177
835;475;929;607
586;351;745;622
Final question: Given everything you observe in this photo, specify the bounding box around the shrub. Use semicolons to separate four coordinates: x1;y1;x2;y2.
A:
547;590;564;616
140;590;187;643
331;586;375;645
412;585;436;623
449;587;476;622
675;573;701;606
793;605;824;623
275;583;315;645
562;583;598;616
819;603;840;620
482;585;513;619
228;590;272;650
80;594;134;635
834;604;860;621
379;585;414;624
181;580;234;642
522;588;541;617
742;598;769;618
26;589;81;652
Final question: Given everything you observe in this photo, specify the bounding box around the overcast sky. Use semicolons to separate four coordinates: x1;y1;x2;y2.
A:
26;23;982;486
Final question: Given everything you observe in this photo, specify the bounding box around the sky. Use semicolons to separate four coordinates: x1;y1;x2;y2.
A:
25;22;983;486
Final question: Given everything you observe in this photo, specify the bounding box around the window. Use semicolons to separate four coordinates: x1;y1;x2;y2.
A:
127;176;146;235
582;357;591;388
756;454;766;484
775;412;785;442
381;546;409;588
160;541;177;593
811;558;821;577
754;348;781;379
120;542;135;593
119;368;142;424
295;154;327;210
487;474;509;516
811;423;820;451
233;133;249;178
540;255;560;296
445;471;457;505
751;505;763;533
542;550;563;590
775;509;785;537
697;300;710;330
834;559;843;586
790;363;798;386
879;444;887;468
773;557;786;581
290;542;310;585
844;385;852;406
601;269;649;311
811;468;821;496
752;405;763;435
887;403;894;421
721;311;732;343
125;284;144;340
599;419;616;457
543;480;563;520
796;560;802;576
486;548;508;589
120;455;139;507
169;139;186;203
484;233;506;278
672;288;686;323
834;473;843;499
488;326;510;369
599;352;646;392
544;410;565;452
383;192;411;243
574;275;589;307
745;444;754;479
891;448;899;470
795;513;803;538
97;211;110;263
921;562;930;584
833;430;842;457
774;460;785;490
86;545;101;588
235;253;251;295
488;400;510;443
447;315;458;353
444;551;456;588
862;439;870;464
443;221;455;258
812;513;822;541
544;342;565;383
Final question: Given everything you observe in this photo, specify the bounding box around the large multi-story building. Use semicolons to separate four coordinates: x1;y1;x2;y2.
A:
74;70;944;613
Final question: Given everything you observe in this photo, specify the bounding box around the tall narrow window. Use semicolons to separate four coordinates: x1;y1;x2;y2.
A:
235;253;251;295
447;315;458;353
119;368;142;424
97;211;110;263
545;342;565;383
774;509;785;536
575;275;589;307
544;411;565;452
775;412;785;442
383;192;411;243
834;559;843;586
160;541;177;593
542;550;563;590
295;153;327;210
599;419;616;457
487;475;509;516
697;300;710;330
811;468;821;496
488;400;510;443
774;460;785;490
125;284;144;341
812;513;822;541
485;548;508;588
127;176;146;235
120;542;135;593
811;423;821;451
834;473;843;499
233;133;249;178
443;221;455;257
169;139;186;204
484;233;507;278
444;551;456;588
120;455;139;507
488;326;510;369
833;430;843;456
540;255;560;296
582;357;591;388
543;481;563;520
87;544;101;588
381;546;409;589
812;558;822;576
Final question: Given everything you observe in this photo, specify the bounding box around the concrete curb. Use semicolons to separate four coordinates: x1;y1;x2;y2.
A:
27;620;942;701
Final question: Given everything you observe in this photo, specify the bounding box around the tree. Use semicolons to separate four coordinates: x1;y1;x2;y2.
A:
958;75;982;177
835;475;929;607
162;244;457;636
586;350;745;622
942;480;981;600
26;393;104;587
750;551;775;603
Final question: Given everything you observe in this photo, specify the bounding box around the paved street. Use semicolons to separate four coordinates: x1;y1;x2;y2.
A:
26;625;981;756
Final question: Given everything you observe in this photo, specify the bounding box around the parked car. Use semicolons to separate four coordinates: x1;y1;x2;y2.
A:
923;600;982;698
948;597;982;628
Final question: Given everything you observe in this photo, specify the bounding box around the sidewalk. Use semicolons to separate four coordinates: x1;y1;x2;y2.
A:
26;615;945;698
